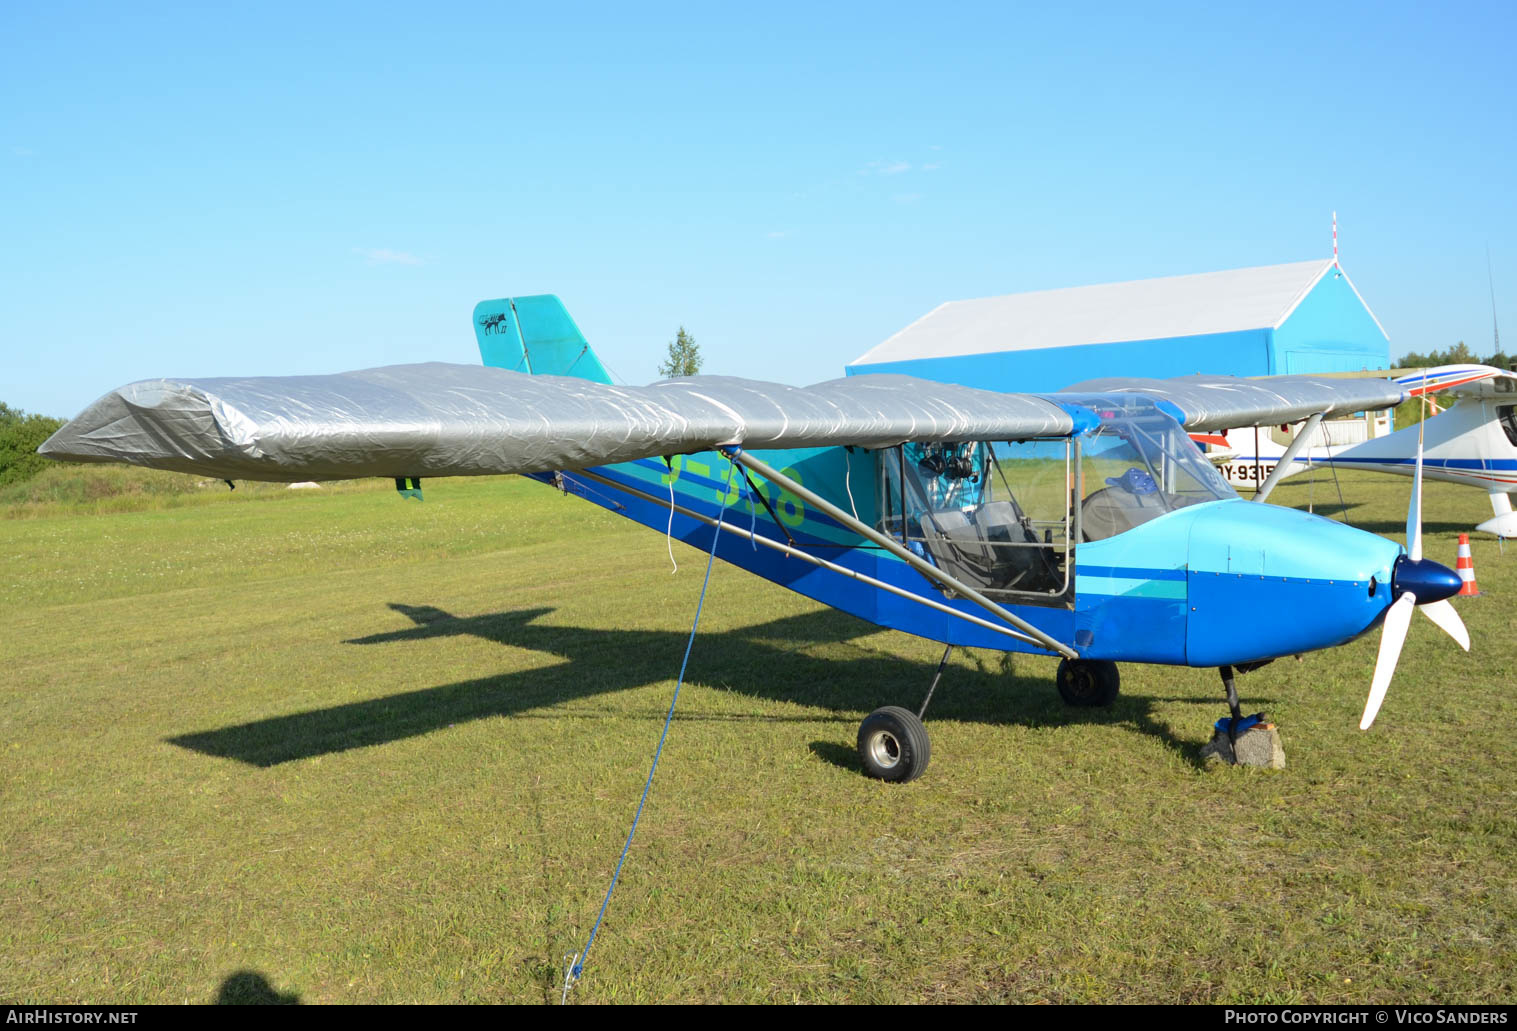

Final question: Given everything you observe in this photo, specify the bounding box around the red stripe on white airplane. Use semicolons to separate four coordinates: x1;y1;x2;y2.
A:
1404;373;1489;397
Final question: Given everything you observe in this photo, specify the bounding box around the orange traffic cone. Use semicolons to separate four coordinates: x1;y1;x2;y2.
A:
1456;533;1481;597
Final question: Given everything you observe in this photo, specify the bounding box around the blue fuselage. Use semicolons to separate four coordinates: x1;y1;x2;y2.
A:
532;446;1404;669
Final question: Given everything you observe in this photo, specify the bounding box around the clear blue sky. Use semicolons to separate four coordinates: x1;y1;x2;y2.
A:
4;1;1514;417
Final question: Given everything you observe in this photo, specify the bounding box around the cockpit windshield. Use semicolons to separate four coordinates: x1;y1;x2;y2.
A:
1063;393;1238;541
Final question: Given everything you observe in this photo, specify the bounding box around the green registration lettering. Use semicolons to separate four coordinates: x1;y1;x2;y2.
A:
776;467;806;527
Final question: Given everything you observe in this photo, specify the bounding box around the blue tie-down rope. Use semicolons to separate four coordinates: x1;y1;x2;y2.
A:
561;454;738;1003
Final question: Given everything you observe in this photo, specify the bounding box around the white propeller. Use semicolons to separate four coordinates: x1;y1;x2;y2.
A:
1360;396;1471;730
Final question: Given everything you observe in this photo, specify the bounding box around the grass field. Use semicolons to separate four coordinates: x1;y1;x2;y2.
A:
2;469;1514;1004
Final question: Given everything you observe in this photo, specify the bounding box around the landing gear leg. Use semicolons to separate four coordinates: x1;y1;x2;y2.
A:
1219;664;1242;760
917;644;953;719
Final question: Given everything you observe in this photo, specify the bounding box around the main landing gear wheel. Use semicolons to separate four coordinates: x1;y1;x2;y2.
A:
1055;659;1121;707
857;706;930;783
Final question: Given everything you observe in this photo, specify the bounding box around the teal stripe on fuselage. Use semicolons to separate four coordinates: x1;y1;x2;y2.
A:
1075;575;1187;599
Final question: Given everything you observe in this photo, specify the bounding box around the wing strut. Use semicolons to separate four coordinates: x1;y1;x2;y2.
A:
1253;411;1324;504
726;448;1080;660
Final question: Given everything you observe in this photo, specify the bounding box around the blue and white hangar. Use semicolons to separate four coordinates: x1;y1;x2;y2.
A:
846;259;1391;391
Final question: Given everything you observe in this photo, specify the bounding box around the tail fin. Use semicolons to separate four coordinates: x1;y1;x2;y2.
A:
472;295;612;383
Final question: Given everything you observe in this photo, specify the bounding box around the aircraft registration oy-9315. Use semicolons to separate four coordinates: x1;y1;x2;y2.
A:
40;295;1474;782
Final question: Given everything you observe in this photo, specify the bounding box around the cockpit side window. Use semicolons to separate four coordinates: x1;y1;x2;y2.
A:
1499;405;1517;447
876;439;1074;605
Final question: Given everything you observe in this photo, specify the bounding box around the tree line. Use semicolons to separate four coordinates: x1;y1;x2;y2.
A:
1397;341;1511;372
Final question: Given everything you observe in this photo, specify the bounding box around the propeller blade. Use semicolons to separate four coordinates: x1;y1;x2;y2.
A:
1362;591;1416;731
1406;404;1425;562
1419;598;1471;652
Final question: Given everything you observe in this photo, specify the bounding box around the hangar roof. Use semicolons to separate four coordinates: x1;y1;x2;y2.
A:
852;259;1386;366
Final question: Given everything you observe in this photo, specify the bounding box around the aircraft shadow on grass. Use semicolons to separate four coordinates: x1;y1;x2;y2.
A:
1282;498;1470;539
167;603;1266;770
1348;518;1472;539
1274;503;1478;541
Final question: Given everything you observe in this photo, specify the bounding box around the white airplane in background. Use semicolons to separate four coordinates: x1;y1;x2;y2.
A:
1203;365;1517;538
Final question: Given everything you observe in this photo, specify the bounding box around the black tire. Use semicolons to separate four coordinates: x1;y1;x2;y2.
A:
1055;659;1121;707
857;706;931;783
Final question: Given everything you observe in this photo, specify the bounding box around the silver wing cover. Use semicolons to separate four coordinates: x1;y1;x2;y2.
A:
39;362;1076;482
1063;374;1408;431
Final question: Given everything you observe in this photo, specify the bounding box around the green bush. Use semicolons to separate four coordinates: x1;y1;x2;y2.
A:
0;402;65;488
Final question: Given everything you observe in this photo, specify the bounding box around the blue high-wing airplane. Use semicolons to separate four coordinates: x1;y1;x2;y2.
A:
40;295;1471;782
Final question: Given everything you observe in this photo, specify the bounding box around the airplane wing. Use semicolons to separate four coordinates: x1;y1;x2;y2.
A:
1393;364;1517;397
39;362;1079;482
1061;374;1408;432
